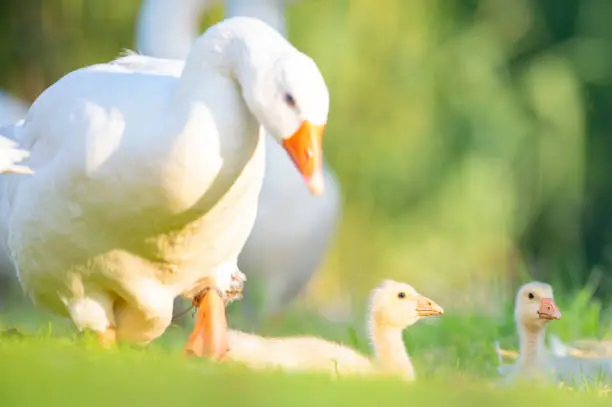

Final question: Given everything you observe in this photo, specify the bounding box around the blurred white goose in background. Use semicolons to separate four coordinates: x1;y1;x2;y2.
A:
135;0;342;321
0;16;330;359
0;90;34;176
136;0;216;60
0;92;33;306
0;91;27;127
0;121;33;307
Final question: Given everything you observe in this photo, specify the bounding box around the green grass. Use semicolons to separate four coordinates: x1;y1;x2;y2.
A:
1;283;611;407
3;337;609;407
0;0;610;404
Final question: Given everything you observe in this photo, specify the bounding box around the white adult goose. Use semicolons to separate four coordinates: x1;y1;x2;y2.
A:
136;0;341;318
0;16;329;359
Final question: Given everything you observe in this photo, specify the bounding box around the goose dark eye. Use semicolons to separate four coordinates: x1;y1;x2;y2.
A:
528;293;535;300
284;93;296;107
398;292;406;299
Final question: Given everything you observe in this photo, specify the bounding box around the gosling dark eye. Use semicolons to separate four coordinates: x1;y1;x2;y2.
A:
528;293;535;300
398;292;406;299
284;93;296;108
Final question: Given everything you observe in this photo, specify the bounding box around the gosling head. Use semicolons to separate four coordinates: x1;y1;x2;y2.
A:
369;280;444;329
514;281;562;333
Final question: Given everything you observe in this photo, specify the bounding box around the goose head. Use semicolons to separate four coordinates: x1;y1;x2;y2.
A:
243;49;329;195
369;280;444;329
514;281;562;333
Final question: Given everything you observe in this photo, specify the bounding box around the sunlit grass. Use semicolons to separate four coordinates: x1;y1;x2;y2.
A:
1;281;612;406
3;334;610;407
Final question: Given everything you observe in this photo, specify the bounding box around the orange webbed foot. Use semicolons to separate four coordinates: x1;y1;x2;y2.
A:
183;287;229;360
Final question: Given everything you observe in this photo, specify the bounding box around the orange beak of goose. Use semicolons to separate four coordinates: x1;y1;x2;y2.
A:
538;297;562;320
416;295;444;317
282;120;326;196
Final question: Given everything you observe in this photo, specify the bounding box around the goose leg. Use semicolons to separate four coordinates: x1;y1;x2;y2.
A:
97;327;117;349
183;287;229;359
183;269;245;359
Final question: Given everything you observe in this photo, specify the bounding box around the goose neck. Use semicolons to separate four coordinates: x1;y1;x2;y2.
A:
517;323;548;367
175;19;289;111
368;314;415;380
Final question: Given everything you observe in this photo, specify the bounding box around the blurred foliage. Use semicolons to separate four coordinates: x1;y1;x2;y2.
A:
0;0;611;317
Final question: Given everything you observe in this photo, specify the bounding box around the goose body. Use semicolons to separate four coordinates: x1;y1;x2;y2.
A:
549;334;612;359
3;56;263;342
0;17;329;356
226;330;374;377
136;0;341;317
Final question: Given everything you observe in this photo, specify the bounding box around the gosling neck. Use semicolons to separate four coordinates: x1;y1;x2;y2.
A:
136;0;214;59
516;321;548;368
368;314;415;381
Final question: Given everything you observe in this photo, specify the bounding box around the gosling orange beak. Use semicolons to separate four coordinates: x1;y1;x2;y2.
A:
282;120;326;196
538;297;562;320
415;295;444;317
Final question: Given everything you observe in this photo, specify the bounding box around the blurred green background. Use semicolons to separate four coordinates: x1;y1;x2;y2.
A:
0;0;611;327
